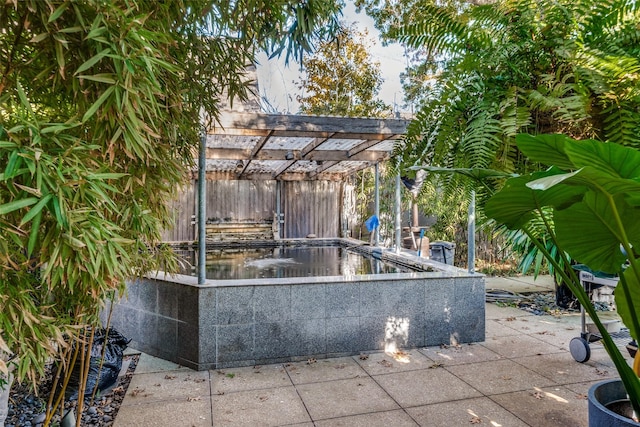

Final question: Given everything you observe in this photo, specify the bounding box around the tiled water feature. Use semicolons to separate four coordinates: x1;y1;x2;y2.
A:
107;238;485;370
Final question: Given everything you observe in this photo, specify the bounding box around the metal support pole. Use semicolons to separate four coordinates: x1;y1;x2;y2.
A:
395;173;401;253
374;163;380;246
197;132;207;285
276;180;282;239
468;190;476;274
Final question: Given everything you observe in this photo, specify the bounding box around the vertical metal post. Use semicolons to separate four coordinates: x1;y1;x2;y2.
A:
395;172;401;253
276;180;281;239
468;190;476;274
197;132;207;285
374;163;380;246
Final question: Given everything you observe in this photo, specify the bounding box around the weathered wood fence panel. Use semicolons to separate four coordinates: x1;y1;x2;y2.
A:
161;185;196;242
163;179;347;241
283;181;341;238
206;180;275;222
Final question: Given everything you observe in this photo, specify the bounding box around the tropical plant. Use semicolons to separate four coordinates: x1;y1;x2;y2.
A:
296;23;391;117
485;133;640;417
0;0;342;423
379;0;640;274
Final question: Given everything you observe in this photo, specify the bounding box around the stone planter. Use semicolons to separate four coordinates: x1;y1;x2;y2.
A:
589;379;640;427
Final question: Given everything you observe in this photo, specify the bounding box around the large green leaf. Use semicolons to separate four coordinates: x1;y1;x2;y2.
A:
615;267;640;344
565;138;640;180
485;168;587;229
516;134;575;169
555;193;640;273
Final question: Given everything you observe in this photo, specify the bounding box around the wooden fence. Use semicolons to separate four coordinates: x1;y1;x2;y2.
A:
162;179;352;242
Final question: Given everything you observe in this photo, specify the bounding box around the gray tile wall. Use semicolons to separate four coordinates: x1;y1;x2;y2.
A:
110;274;485;370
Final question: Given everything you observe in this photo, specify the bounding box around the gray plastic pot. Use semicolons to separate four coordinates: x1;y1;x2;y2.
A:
589;379;640;427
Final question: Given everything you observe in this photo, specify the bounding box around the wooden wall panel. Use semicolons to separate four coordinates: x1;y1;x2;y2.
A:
206;180;275;222
163;179;346;242
283;181;341;238
161;184;196;242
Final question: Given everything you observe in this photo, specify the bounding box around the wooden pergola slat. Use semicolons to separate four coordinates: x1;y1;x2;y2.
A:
206;112;409;180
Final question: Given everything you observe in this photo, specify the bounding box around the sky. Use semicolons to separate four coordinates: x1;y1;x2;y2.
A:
255;1;408;115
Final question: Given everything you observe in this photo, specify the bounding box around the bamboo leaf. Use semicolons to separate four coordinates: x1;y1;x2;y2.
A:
27;211;43;257
20;194;52;225
75;50;110;75
82;85;115;122
0;198;38;215
77;74;116;84
48;1;70;23
86;173;127;180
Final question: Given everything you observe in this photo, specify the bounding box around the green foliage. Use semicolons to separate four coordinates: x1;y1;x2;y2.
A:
361;0;640;271
392;0;640;174
486;134;640;413
0;0;341;389
296;23;391;117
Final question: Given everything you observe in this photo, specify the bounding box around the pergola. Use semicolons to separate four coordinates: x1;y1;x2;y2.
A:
194;111;411;283
204;111;409;181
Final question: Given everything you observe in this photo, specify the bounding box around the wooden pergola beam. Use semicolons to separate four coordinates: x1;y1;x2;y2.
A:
210;112;408;140
206;148;390;162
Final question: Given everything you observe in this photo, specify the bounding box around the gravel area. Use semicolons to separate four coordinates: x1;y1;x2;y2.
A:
5;354;138;427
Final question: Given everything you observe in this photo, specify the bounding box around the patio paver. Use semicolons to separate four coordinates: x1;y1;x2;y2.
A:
113;275;625;427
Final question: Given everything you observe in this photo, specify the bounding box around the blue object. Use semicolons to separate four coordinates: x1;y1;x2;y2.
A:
417;228;426;256
365;215;379;232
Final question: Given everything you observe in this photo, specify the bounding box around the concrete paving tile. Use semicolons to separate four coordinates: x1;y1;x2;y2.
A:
133;352;190;374
314;409;419;426
213;386;310;426
563;380;603;397
485;276;554;293
481;333;563;358
446;359;556;395
523;325;582;348
405;397;529;427
495;315;576;336
296;377;399;420
485;318;522;338
284;356;367;384
513;275;555;287
122;370;210;405
490;385;589;427
372;368;482;407
114;398;212;427
212;364;292;393
513;351;618;385
484;302;528;320
419;343;503;366
353;349;434;375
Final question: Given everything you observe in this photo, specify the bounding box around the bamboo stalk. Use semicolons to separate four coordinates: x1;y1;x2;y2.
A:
76;328;95;427
45;330;81;427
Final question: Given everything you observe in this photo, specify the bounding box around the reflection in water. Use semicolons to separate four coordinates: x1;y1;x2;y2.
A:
176;246;410;280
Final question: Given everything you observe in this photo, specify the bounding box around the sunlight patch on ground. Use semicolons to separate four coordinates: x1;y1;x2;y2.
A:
534;387;569;403
467;408;502;426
